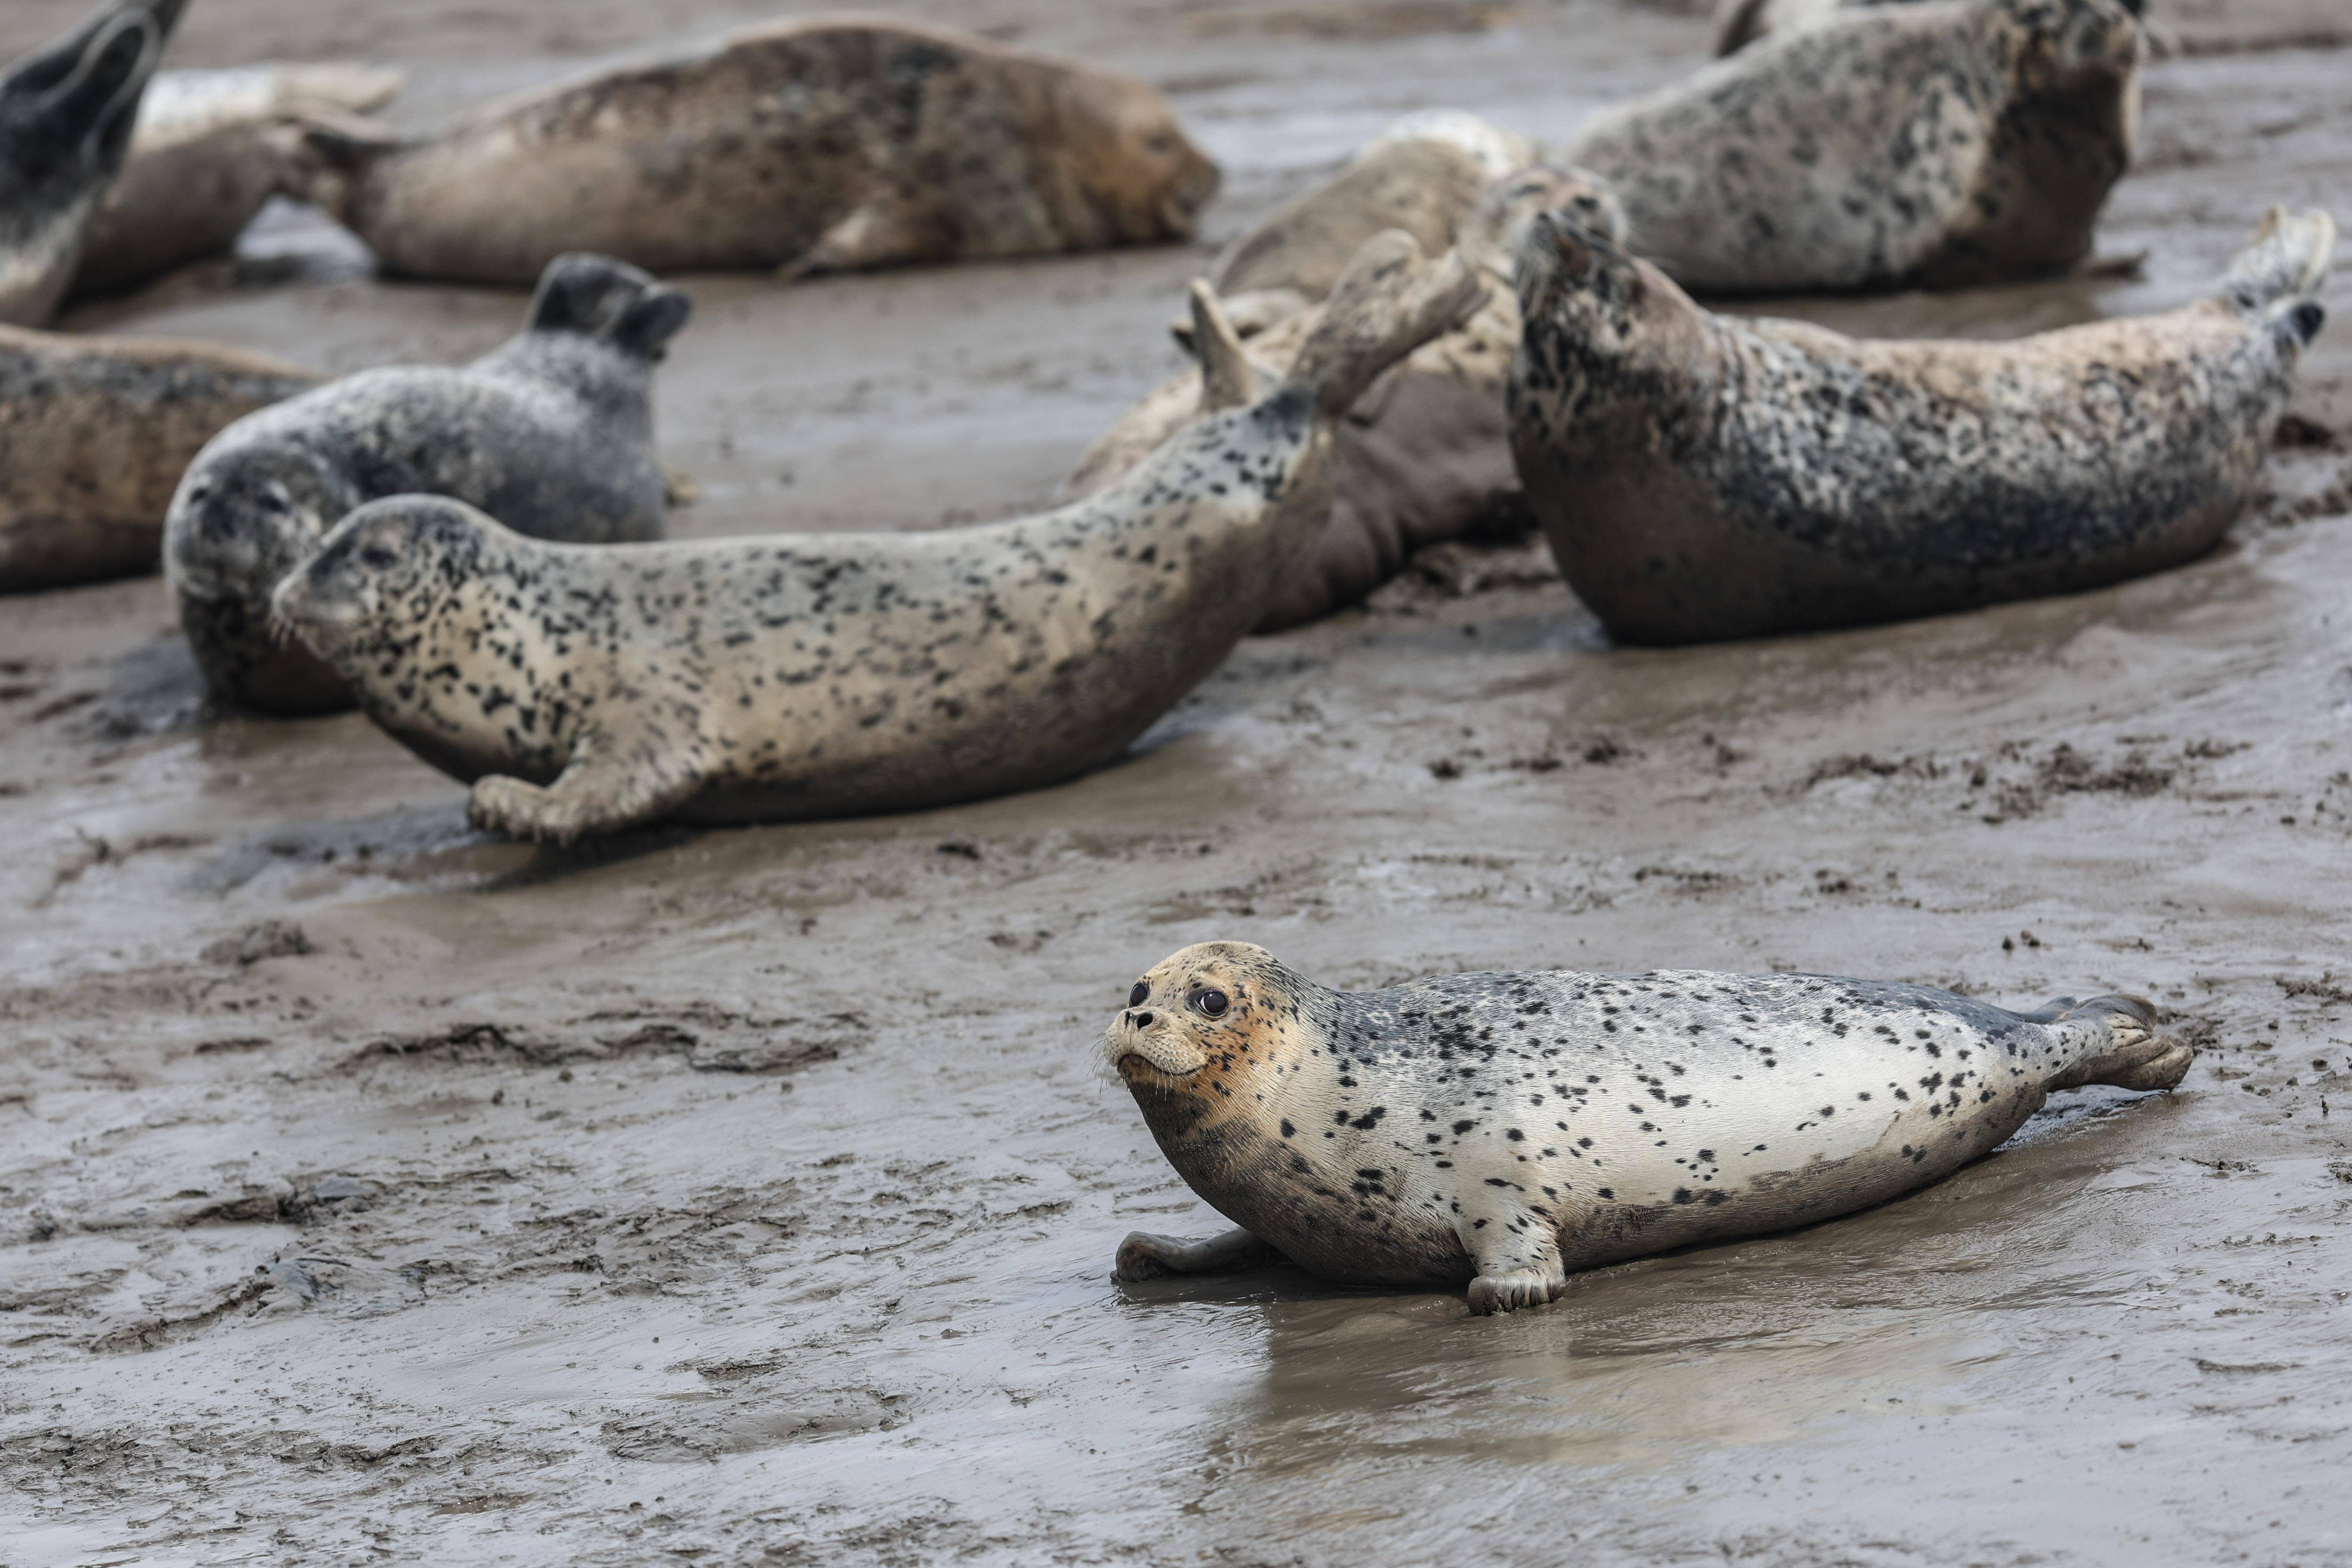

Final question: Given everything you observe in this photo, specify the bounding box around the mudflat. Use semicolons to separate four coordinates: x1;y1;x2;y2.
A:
2;1;2349;1563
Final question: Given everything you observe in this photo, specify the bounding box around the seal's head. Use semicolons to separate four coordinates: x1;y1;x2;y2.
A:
1987;0;2141;98
1512;207;1686;365
1102;942;1309;1099
271;493;494;664
1050;71;1220;242
163;441;362;609
524;252;694;363
1461;164;1624;281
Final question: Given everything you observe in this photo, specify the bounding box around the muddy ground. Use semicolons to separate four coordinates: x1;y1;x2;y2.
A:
4;0;2352;1563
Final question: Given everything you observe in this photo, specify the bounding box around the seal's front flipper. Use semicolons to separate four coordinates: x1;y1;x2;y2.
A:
782;199;938;280
1112;1227;1279;1283
1457;1199;1566;1316
468;717;706;844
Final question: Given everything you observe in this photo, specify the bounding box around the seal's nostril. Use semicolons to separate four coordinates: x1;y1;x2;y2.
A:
1133;1011;1155;1028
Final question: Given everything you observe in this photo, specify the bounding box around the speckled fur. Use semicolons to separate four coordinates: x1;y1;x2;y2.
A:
0;0;180;326
313;17;1219;286
272;234;1482;841
70;64;405;301
1566;0;2141;294
0;325;317;593
1070;167;1621;631
165;252;687;714
1108;942;2192;1314
1508;207;2334;645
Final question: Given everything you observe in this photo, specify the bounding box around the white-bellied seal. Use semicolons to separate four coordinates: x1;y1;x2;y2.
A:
0;0;184;325
1105;942;2192;1314
1564;0;2142;294
1507;206;2334;645
307;17;1219;286
1198;110;1532;341
165;252;689;715
268;234;1484;841
1071;165;1620;632
70;62;405;301
0;324;317;593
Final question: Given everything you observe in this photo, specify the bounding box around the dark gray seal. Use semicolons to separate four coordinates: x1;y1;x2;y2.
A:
0;324;317;593
1106;942;2192;1314
1712;0;2142;55
269;234;1483;841
0;0;184;325
1070;165;1620;631
164;252;688;714
1565;0;2143;294
309;17;1219;285
1507;206;2333;645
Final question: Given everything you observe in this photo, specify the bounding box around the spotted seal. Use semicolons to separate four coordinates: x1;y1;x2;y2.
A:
1564;0;2142;294
1507;206;2334;645
1070;165;1620;632
0;324;317;593
1197;110;1532;342
165;252;688;714
269;234;1483;841
69;62;405;301
0;0;183;325
308;16;1219;286
1106;942;2193;1314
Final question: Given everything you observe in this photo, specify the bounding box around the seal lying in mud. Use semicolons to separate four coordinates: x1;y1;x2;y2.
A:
1564;0;2142;294
0;0;184;325
1071;166;1620;632
1508;206;2334;645
311;17;1219;286
1199;111;1532;342
270;234;1483;841
1106;942;2193;1314
165;252;688;714
1711;0;2142;54
70;62;405;300
0;325;317;593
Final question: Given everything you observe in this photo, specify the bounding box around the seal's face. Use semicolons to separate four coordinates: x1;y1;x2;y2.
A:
1054;75;1220;242
1512;209;1660;361
271;494;483;662
1102;941;1293;1095
1993;0;2141;98
1461;166;1624;281
164;446;356;607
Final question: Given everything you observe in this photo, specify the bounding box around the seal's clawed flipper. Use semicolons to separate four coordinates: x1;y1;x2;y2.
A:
2040;995;2194;1093
2222;206;2336;346
468;710;709;845
1283;230;1484;417
782;198;938;280
1187;281;1260;413
1458;1197;1567;1316
1112;1226;1280;1283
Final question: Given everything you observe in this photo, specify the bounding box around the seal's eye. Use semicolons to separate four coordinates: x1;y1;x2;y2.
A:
359;545;399;571
1196;989;1228;1018
1128;982;1149;1008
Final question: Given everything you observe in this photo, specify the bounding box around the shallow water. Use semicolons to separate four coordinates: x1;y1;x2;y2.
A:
3;1;2351;1563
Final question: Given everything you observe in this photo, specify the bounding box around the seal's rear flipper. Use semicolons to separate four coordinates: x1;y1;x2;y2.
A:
1188;281;1261;413
1282;229;1483;417
527;253;693;359
2222;207;2336;345
1112;1227;1280;1282
2042;994;2194;1093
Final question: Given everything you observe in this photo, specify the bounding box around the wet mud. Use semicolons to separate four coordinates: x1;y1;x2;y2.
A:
3;0;2352;1563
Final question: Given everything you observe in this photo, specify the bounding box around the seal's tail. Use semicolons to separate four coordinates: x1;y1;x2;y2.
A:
2222;207;2336;347
2032;994;2194;1093
1281;230;1485;417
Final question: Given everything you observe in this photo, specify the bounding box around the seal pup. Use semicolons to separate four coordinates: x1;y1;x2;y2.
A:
0;0;185;325
70;63;405;300
1564;0;2142;294
269;234;1484;841
165;252;688;714
1711;0;2141;55
1072;165;1620;631
1105;943;2193;1314
1508;206;2334;645
1198;110;1532;342
308;17;1219;286
0;324;317;593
